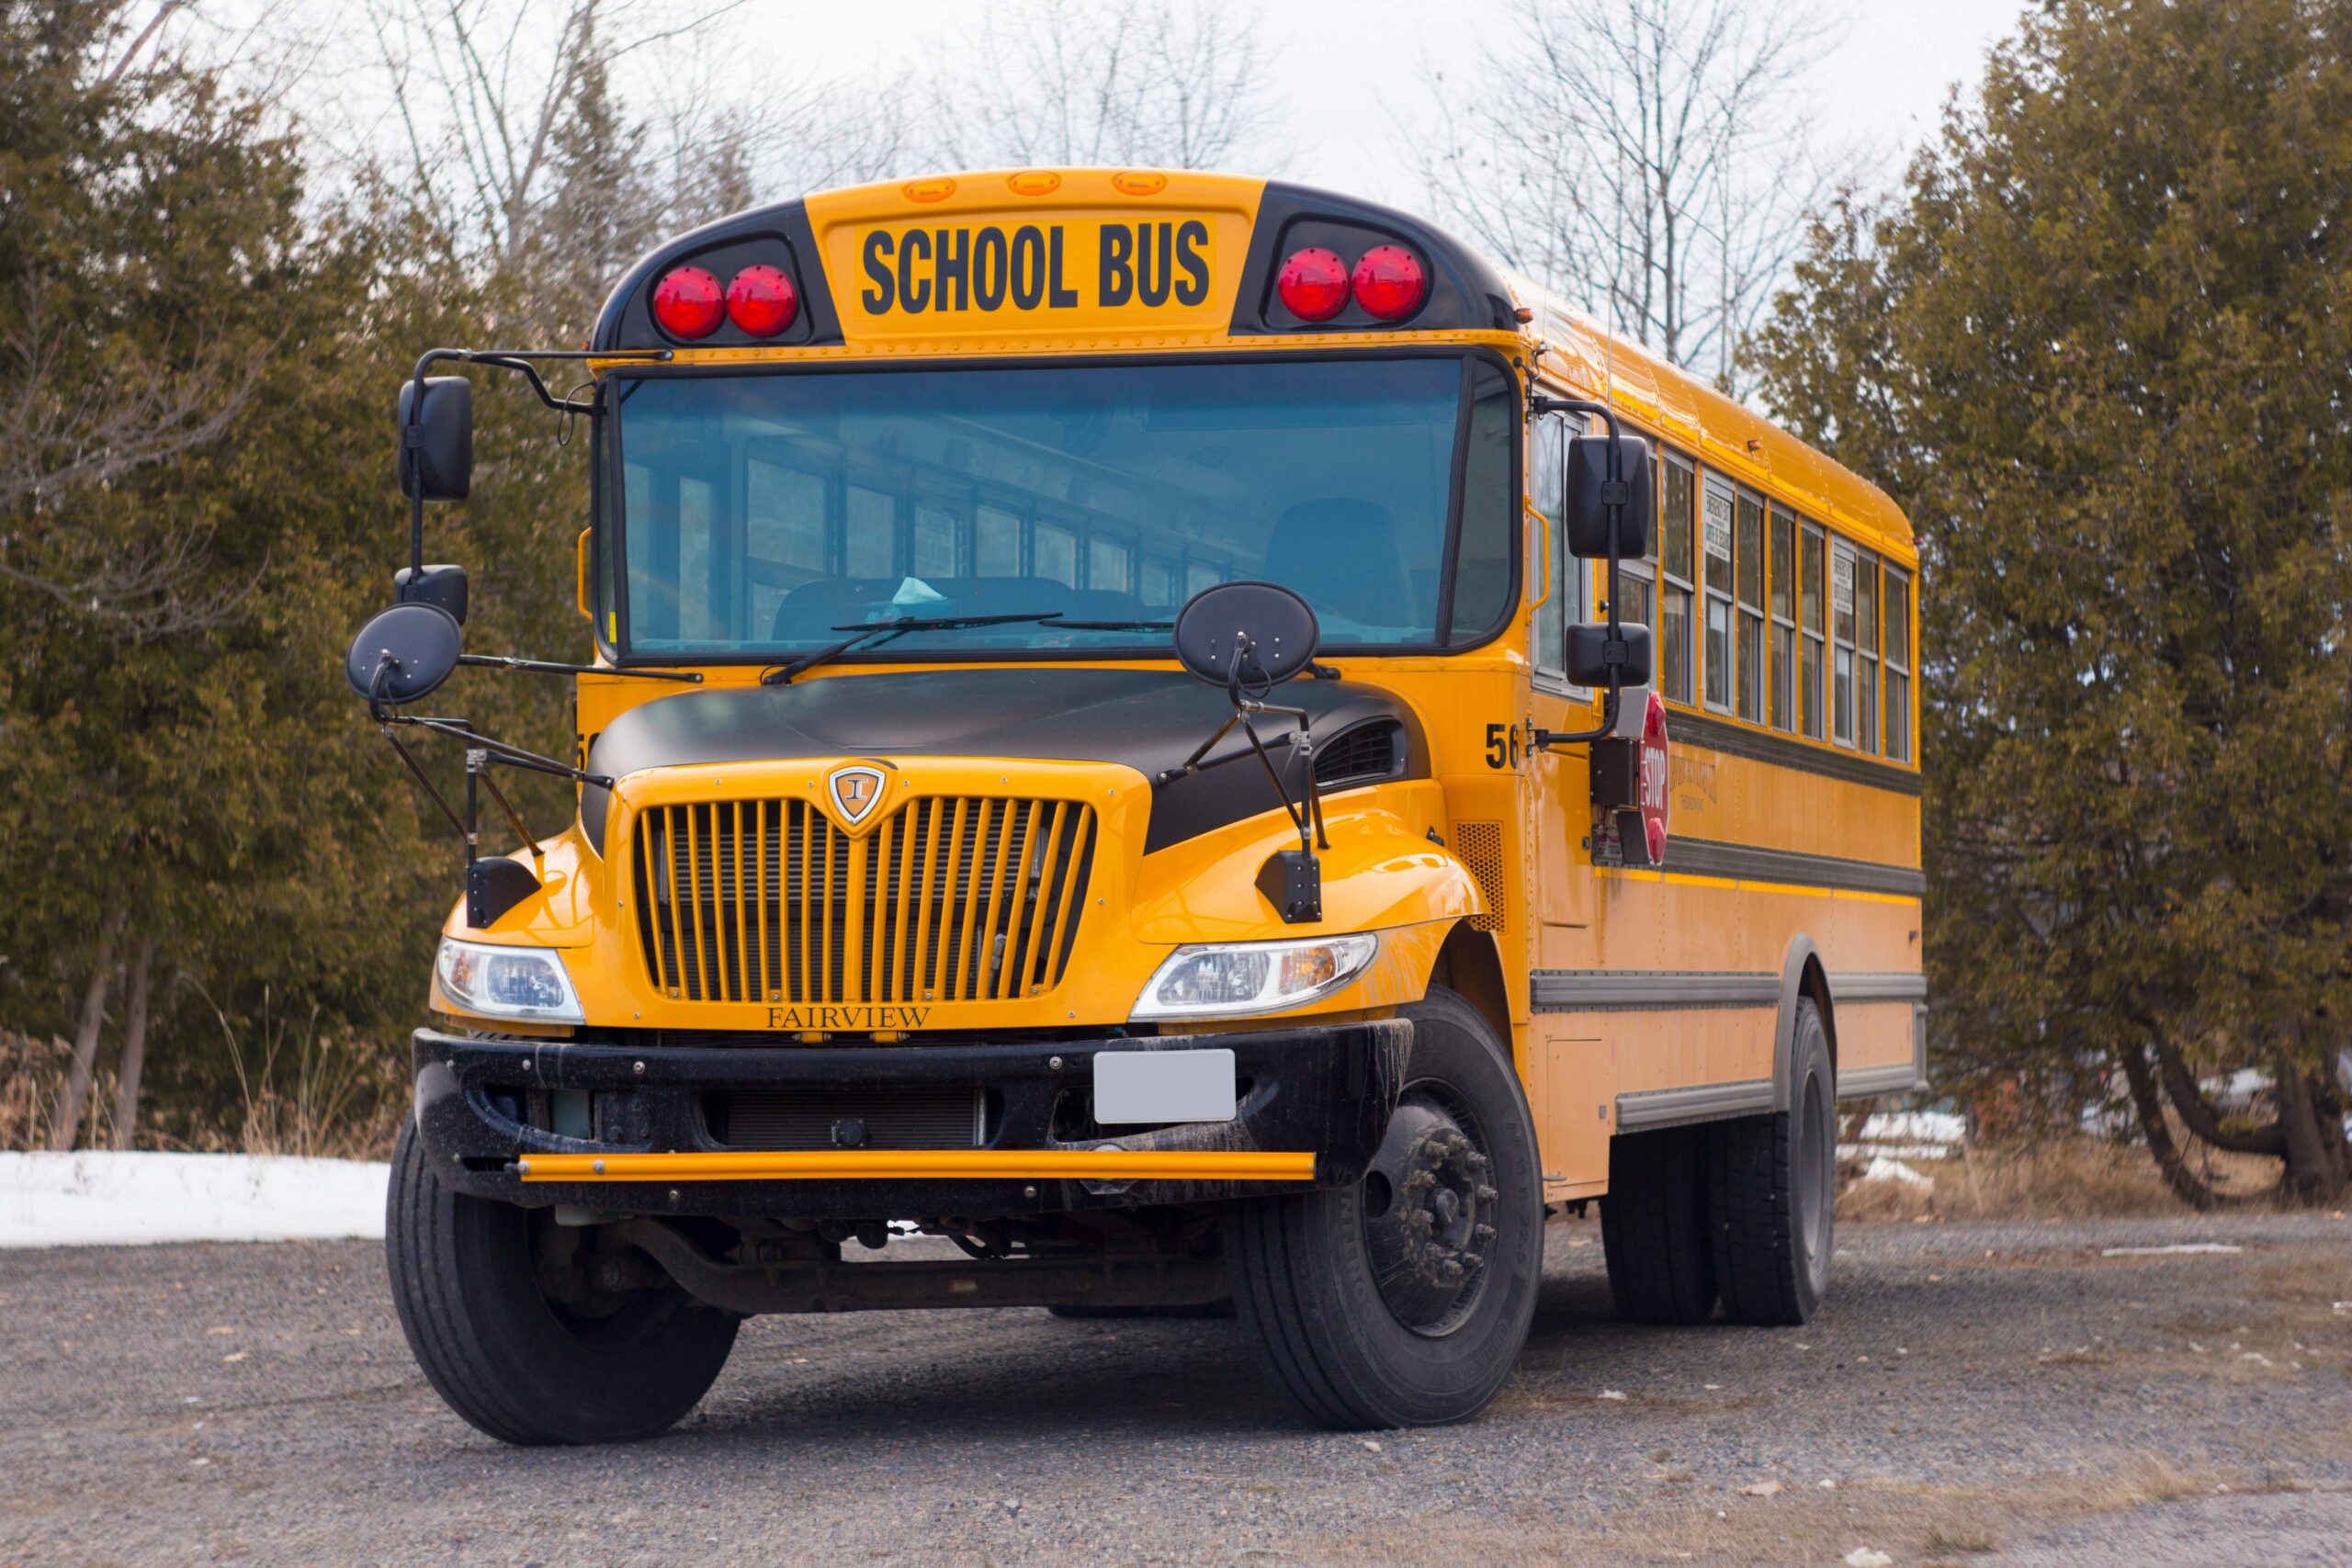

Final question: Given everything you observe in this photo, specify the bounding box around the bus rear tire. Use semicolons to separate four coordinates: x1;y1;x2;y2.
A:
1599;1124;1717;1325
1706;998;1836;1325
385;1119;740;1445
1223;987;1542;1429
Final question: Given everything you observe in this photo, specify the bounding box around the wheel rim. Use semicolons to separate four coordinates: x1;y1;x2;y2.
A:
1796;1068;1833;1273
1359;1089;1497;1337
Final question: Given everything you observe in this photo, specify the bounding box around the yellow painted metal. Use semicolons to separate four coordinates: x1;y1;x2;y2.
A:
517;1148;1317;1183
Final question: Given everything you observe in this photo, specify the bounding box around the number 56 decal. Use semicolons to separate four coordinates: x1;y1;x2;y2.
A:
1484;722;1525;770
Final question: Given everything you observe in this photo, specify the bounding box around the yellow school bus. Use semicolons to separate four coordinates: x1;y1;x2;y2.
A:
356;168;1924;1445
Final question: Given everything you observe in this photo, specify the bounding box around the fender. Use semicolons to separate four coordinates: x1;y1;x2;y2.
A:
1770;933;1835;1113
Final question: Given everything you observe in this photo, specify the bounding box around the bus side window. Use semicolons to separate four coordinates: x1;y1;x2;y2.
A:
1856;549;1881;754
1884;566;1913;761
1657;453;1697;705
1801;522;1827;739
1701;475;1736;713
1830;537;1858;746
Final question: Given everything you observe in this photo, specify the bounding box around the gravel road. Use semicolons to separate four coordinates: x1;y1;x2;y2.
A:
3;1211;2346;1566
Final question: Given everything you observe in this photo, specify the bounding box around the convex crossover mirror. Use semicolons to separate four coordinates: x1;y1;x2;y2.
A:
397;376;473;502
1172;581;1320;692
345;601;462;706
1563;433;1653;559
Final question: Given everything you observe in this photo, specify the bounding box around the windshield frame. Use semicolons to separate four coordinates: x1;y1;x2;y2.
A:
594;346;1523;670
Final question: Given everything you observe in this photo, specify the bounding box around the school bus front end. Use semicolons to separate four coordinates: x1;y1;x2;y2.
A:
366;168;1922;1446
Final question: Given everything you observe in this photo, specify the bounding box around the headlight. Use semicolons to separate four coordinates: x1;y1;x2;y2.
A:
435;938;585;1023
1130;933;1379;1021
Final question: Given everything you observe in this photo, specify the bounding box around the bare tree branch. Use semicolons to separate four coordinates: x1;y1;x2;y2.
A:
1413;0;1849;397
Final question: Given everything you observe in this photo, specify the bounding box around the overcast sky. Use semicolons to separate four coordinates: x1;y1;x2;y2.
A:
679;0;2030;207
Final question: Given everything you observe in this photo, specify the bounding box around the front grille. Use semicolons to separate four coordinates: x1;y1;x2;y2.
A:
630;795;1096;1006
704;1087;984;1150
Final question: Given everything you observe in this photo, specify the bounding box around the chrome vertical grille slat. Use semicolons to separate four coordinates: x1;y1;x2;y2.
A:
631;795;1095;1007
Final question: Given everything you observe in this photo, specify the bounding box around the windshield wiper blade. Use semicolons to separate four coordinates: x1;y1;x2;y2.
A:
760;612;1063;685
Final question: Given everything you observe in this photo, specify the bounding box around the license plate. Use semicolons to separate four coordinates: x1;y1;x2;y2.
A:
1092;1048;1237;1124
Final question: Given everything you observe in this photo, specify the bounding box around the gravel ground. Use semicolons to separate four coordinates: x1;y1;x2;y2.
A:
1;1211;2346;1566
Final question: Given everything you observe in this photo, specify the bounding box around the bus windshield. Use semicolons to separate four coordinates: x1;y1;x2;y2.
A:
609;355;1514;661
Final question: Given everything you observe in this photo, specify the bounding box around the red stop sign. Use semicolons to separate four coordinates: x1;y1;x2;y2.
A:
1637;691;1670;864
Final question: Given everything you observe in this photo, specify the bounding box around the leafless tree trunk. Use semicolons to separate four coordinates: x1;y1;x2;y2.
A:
108;940;159;1152
48;914;122;1152
1414;0;1845;397
931;0;1279;172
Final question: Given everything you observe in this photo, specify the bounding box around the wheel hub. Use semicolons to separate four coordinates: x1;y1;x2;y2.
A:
1361;1094;1498;1335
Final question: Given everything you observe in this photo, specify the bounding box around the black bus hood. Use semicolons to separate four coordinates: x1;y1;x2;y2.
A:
580;667;1424;856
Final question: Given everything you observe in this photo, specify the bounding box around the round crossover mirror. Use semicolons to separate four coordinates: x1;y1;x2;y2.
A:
1172;581;1320;692
345;601;463;705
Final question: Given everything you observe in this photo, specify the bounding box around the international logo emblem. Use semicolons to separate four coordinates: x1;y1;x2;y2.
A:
826;763;888;829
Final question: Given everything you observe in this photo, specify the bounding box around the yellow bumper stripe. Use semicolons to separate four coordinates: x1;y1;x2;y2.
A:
516;1149;1316;1183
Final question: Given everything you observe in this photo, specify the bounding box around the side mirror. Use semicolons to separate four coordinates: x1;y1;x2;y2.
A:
1564;433;1652;559
1172;581;1320;694
1566;621;1652;689
397;376;473;502
345;601;463;706
394;562;469;625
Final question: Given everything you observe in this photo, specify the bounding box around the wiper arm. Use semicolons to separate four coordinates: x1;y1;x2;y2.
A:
1049;617;1174;631
759;612;1063;685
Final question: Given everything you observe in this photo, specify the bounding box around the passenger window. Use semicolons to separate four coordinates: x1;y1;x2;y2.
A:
1768;506;1796;732
1856;551;1881;754
1883;566;1912;762
1702;477;1735;712
1800;524;1826;739
1830;538;1858;746
1657;454;1697;705
1735;489;1764;722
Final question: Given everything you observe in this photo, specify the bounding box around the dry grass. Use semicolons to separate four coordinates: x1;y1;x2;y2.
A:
0;1029;73;1150
1837;1132;2286;1223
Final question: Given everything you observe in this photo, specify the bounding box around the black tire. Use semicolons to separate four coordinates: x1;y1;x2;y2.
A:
385;1119;740;1445
1224;987;1543;1429
1706;998;1836;1325
1599;1124;1716;1325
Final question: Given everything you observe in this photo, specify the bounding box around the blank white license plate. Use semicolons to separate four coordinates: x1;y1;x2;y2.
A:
1092;1048;1237;1124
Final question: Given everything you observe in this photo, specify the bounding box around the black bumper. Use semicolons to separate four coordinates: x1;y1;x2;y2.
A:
411;1020;1411;1218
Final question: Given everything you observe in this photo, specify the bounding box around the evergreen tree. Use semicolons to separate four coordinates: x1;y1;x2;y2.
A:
1755;0;2352;1201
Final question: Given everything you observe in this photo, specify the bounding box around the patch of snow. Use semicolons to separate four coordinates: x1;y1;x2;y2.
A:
2100;1243;2242;1258
1858;1111;1964;1144
0;1152;389;1248
1838;1142;1954;1161
1858;1156;1933;1188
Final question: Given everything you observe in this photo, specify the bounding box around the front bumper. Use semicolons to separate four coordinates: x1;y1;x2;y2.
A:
411;1020;1411;1218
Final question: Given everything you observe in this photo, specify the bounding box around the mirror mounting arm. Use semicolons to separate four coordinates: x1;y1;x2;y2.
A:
401;345;673;580
1527;394;1637;751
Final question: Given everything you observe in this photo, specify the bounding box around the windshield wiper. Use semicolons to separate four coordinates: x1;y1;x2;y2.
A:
759;613;1063;685
1049;617;1174;631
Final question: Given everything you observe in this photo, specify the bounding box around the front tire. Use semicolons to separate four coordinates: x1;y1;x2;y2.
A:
1706;998;1837;1325
1224;987;1542;1428
386;1119;739;1445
